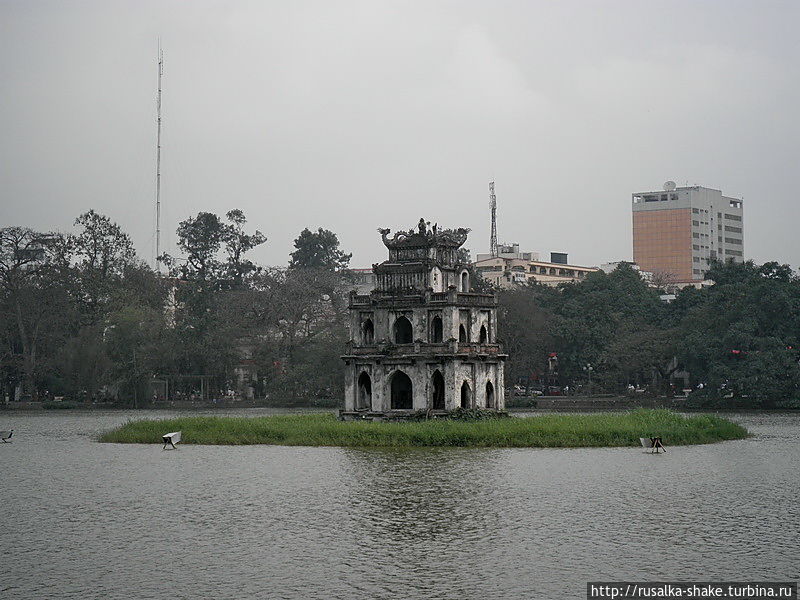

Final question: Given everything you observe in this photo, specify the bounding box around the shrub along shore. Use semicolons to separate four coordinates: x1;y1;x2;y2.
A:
99;409;748;448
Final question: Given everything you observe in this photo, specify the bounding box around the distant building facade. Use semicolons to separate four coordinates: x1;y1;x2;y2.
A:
474;244;597;288
341;219;506;417
632;182;744;283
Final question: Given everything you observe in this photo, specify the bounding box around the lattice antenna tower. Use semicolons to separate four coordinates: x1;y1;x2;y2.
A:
155;42;164;271
489;181;498;257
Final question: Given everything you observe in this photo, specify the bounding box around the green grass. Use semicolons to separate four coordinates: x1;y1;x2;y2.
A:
98;409;748;448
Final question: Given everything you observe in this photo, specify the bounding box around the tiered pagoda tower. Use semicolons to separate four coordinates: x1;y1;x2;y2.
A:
341;219;506;418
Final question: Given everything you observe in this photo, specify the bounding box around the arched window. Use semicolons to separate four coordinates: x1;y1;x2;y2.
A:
432;370;445;410
479;325;488;344
362;319;374;344
390;371;413;409
393;316;413;344
460;381;471;409
430;316;443;343
357;372;372;410
485;381;495;409
459;324;467;343
461;271;469;292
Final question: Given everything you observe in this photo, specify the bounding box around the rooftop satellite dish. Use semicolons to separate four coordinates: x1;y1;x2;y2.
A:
664;181;677;191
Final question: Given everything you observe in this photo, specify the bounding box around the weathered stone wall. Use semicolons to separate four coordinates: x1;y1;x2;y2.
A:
344;357;505;411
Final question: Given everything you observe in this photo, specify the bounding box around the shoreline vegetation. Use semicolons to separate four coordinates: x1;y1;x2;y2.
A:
99;409;748;448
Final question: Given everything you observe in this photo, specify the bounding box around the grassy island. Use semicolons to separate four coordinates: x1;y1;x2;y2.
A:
99;409;747;448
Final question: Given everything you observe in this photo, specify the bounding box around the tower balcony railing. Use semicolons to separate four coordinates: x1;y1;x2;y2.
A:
455;292;497;306
349;289;497;308
350;294;372;306
343;340;503;356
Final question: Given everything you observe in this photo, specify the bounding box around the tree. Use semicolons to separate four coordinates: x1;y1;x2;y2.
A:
105;305;168;407
163;211;225;282
240;266;348;400
221;209;267;288
56;326;112;402
543;264;665;386
289;228;351;271
649;269;678;293
71;210;137;323
0;227;74;399
674;259;800;406
497;282;556;387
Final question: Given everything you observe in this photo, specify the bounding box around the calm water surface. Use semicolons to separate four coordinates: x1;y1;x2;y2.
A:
1;409;798;599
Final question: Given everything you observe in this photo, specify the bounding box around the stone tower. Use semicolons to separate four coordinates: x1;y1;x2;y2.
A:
341;219;506;417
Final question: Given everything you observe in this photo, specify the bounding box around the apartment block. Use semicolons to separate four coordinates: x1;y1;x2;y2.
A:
632;183;744;282
474;244;597;288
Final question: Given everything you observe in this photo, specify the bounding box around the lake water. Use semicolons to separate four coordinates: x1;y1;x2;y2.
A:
1;409;798;599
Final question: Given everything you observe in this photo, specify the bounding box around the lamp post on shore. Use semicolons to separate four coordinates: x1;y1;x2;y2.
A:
583;363;594;390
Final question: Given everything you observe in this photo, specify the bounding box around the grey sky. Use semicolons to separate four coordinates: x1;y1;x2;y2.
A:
1;0;798;270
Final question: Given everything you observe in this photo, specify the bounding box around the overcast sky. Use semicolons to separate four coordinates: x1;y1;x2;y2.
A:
1;0;798;270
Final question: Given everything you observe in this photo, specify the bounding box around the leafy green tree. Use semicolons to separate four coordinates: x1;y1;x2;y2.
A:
164;211;225;282
675;259;800;406
289;228;351;271
71;210;137;323
543;264;665;386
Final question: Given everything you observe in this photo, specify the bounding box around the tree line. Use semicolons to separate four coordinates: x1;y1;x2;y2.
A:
497;261;800;408
0;210;351;406
2;209;798;408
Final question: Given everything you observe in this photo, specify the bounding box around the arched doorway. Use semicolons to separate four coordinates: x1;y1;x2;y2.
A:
459;324;467;343
432;370;445;410
479;325;488;344
485;381;495;409
390;371;413;409
357;372;372;410
461;271;469;292
362;319;374;344
430;316;443;343
394;316;413;344
460;381;471;409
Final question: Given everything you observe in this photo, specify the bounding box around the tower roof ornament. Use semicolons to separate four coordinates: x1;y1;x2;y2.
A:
378;219;470;250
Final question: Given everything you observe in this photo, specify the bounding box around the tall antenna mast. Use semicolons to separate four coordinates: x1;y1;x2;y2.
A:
155;42;164;271
489;181;498;257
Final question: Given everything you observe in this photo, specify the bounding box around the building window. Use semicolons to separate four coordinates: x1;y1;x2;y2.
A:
725;249;743;257
692;220;700;226
693;233;700;239
725;238;743;245
724;213;742;222
725;226;742;233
